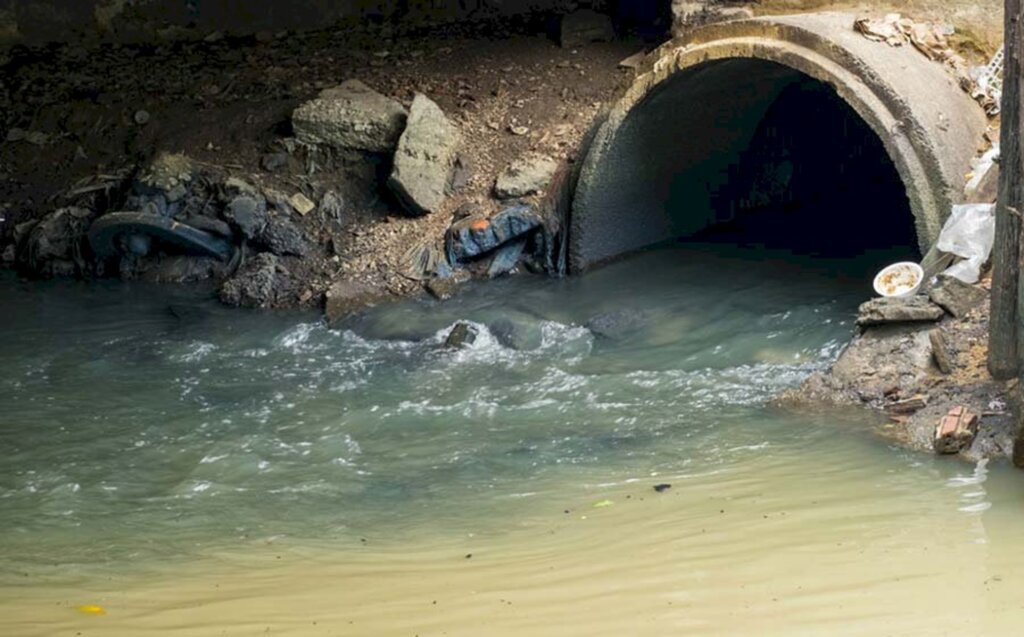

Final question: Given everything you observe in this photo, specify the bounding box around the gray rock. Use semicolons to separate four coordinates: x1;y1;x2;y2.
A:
425;277;461;301
831;325;934;396
292;80;408;153
929;275;989;319
494;153;558;199
445;322;478;349
388;94;461;216
446;205;542;263
325;279;390;327
224;195;269;239
261;152;290;172
586;309;650;340
490;317;542;351
258;217;309;257
856;297;945;327
220;253;279;309
560;10;615;48
929;329;953;375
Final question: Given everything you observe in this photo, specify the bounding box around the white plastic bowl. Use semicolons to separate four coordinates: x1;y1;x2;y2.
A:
873;262;924;298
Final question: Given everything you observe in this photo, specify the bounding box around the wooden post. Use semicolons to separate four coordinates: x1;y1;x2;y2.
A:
1001;0;1024;467
990;0;1023;379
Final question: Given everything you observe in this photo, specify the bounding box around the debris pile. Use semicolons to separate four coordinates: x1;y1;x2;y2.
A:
854;13;1003;115
784;170;1012;461
0;18;633;313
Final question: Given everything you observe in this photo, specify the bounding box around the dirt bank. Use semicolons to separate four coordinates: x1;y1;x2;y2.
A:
0;15;640;308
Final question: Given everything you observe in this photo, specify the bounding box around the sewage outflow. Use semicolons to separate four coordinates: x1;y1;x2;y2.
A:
2;245;1023;636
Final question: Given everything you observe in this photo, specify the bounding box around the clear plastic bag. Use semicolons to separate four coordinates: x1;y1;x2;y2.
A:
965;143;999;196
935;203;996;283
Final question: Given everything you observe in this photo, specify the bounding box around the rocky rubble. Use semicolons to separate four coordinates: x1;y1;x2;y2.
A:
0;18;634;315
219;252;281;309
777;276;1016;463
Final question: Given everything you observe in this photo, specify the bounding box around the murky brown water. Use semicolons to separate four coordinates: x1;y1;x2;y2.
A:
6;451;1024;636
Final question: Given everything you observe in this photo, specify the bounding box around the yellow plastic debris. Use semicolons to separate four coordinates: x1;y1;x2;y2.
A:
592;500;614;509
76;604;107;616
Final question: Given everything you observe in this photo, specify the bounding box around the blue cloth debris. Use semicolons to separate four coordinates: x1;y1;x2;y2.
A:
486;238;527;278
446;205;541;264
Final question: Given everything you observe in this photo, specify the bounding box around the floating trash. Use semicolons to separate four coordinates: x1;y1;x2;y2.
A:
76;604;107;616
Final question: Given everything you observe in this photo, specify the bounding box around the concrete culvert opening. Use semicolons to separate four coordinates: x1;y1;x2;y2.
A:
572;58;918;277
569;13;990;280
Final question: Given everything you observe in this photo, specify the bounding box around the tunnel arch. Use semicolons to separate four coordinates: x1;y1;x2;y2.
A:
569;12;988;271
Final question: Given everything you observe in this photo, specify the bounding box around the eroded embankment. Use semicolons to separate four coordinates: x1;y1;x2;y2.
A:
0;12;640;310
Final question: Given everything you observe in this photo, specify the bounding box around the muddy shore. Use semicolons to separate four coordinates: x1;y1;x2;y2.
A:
777;274;1020;464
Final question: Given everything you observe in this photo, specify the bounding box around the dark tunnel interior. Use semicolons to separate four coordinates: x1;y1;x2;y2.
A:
573;58;921;277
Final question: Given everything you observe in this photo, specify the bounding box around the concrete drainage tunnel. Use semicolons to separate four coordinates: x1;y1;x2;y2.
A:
576;59;916;275
569;14;989;283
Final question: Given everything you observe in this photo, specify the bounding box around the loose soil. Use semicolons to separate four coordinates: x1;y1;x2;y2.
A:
0;18;641;306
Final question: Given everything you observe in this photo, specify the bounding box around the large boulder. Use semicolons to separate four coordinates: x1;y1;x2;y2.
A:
494;153;558;200
292;80;408;153
388;94;461;216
